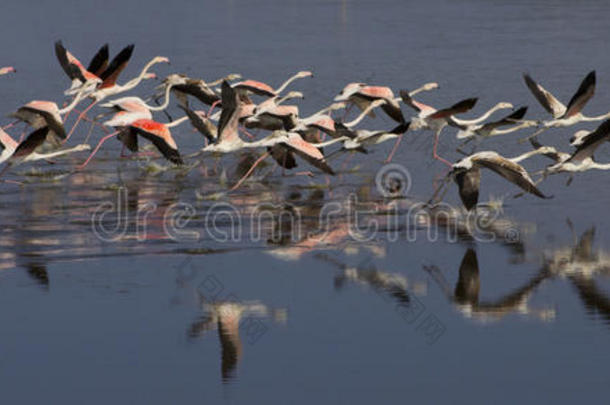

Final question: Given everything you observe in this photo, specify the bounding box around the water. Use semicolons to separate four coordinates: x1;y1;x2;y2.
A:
1;0;609;403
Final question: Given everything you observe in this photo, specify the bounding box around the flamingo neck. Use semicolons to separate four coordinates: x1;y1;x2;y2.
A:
582;112;610;121
147;82;175;111
165;116;189;128
345;103;379;127
453;104;508;126
275;73;303;94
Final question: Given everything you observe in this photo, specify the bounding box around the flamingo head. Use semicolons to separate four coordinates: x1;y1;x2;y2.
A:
334;82;366;101
152;56;170;65
570;130;590;146
0;66;16;75
296;70;314;79
409;116;426;131
496;102;514;110
283;91;304;101
422;82;439;91
224;73;242;81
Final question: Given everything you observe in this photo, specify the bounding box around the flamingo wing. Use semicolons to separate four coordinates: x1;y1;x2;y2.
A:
99;44;135;88
0;128;18;151
11;127;50;159
430;98;478;119
453;167;481;211
268;144;297;169
562;71;596;119
179;105;217;142
217;81;241;144
130;120;183;165
399;89;436;115
473;152;550;199
280;133;335;175
568;119;610;162
174;80;220;106
18;105;66;141
479;106;528;132
117;127;139;152
54;41;88;84
87;43;109;77
523;74;566;118
233;80;276;97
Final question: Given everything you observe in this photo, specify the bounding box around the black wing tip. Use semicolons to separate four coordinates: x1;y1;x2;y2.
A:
510;106;528;120
399;89;412;102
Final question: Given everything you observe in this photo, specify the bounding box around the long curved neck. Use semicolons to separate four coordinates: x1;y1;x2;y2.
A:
583;112;610;121
453;104;508;126
491;122;533;136
29;145;88;161
589;161;610;170
118;58;161;92
345;103;380;127
165;116;190;128
146;83;174;111
275;73;303;94
59;86;89;114
304;103;344;120
408;82;438;97
511;147;552;163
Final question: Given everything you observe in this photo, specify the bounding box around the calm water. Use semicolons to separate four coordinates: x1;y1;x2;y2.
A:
1;1;609;403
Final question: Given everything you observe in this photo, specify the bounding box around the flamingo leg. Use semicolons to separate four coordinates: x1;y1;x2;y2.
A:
65;100;98;142
2;120;19;130
432;130;452;168
385;134;403;163
206;100;221;118
230;151;271;191
77;130;119;169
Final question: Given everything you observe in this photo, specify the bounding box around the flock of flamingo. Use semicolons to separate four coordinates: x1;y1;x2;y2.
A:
1;41;609;210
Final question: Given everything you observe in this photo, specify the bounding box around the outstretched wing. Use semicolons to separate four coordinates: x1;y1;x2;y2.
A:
99;44;135;88
11;127;50;159
281;133;335;175
399;89;436;115
430;98;478;119
523;73;566;118
473;152;550;199
562;71;596;119
217;81;241;144
479;106;528;132
568;119;610;162
87;43;109;77
178;105;217;142
54;40;88;83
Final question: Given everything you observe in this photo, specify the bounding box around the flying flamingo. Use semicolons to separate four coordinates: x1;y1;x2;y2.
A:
9;85;90;146
202;81;335;188
455;107;533;143
78;117;188;168
0;66;16;76
206;71;314;117
399;90;481;165
523;71;610;140
243;91;305;131
334;82;438;123
449;151;551;211
0;127;90;181
156;73;241;108
544;119;610;174
56;41;170;140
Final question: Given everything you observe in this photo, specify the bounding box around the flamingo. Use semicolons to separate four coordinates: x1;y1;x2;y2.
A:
243;91;305;131
0;127;90;179
64;54;170;141
399;90;480;165
333;120;411;152
202;81;335;188
455;107;535;142
79;117;189;168
0;66;16;76
178;106;217;143
334;82;438;123
523;71;610;140
450;151;551;211
9;85;90;146
232;70;313;99
545;119;610;174
157;73;241;108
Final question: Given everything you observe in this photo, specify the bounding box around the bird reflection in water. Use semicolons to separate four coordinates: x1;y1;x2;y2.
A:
424;249;554;322
543;223;610;325
188;288;286;383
